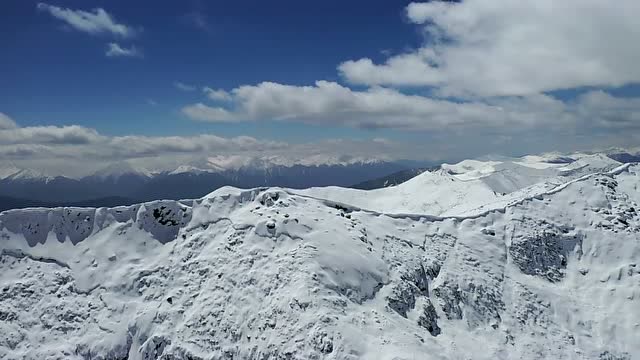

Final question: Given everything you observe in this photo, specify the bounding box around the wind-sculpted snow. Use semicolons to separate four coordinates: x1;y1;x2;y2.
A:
0;200;192;247
294;154;624;217
0;164;639;359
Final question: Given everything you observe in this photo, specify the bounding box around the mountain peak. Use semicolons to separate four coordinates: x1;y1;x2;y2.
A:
166;155;390;174
90;162;153;180
3;168;53;182
1;162;639;358
0;163;21;180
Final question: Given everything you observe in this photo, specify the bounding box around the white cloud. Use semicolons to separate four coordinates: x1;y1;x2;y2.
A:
0;113;17;130
182;81;584;130
175;82;196;92
0;123;288;174
0;122;411;176
573;91;640;129
37;3;134;37
106;43;141;58
339;0;640;97
203;87;232;101
1;114;638;177
0;125;104;145
182;103;237;123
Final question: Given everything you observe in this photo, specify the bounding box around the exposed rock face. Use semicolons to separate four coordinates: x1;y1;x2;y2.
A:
417;299;441;336
509;222;583;283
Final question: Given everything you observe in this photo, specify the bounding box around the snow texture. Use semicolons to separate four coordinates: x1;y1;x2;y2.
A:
0;156;639;359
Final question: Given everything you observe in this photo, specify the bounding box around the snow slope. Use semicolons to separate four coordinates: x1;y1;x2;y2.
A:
0;159;639;359
0;166;20;180
91;162;154;180
294;154;622;216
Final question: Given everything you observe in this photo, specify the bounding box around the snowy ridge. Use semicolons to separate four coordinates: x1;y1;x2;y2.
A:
286;163;634;222
0;165;20;180
165;155;391;175
293;153;622;216
2;168;54;182
91;162;154;180
0;162;639;359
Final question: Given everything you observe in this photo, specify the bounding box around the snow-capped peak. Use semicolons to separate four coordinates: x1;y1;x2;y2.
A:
167;155;391;175
1;161;639;359
90;162;153;180
0;163;21;180
168;165;217;176
3;168;54;182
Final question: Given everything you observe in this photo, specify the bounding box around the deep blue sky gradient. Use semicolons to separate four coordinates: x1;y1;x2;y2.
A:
1;0;422;141
2;0;639;144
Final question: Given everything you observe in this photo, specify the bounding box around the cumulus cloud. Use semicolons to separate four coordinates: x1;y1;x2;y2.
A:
182;103;237;123
0;125;103;145
183;81;518;129
182;81;640;132
37;3;134;37
0;128;283;159
105;43;141;58
573;91;640;129
0;122;291;175
339;0;640;97
0;113;17;130
174;82;196;91
203;87;232;101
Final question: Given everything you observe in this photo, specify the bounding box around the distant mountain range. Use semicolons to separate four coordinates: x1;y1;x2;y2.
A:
2;150;639;359
2;151;638;211
0;156;425;210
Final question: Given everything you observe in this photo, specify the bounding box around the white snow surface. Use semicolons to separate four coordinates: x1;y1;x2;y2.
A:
169;155;389;174
91;162;154;180
293;154;622;216
0;156;639;359
3;168;54;182
0;166;20;180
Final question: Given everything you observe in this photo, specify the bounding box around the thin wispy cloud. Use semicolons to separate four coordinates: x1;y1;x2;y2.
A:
183;11;212;33
36;3;135;38
175;82;197;92
203;87;231;101
106;43;141;58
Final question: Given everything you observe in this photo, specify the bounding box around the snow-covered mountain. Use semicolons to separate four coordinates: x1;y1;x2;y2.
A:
0;167;53;183
293;153;623;216
0;165;22;180
351;167;433;190
0;167;98;203
89;162;154;181
0;158;410;208
0;153;638;359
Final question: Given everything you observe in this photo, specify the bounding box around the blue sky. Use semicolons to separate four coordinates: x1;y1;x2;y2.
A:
2;0;418;140
1;0;639;175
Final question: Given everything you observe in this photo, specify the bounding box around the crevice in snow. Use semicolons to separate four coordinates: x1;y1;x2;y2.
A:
1;248;70;269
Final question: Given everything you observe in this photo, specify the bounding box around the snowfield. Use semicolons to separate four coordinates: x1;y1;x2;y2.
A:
0;155;639;359
293;153;622;217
